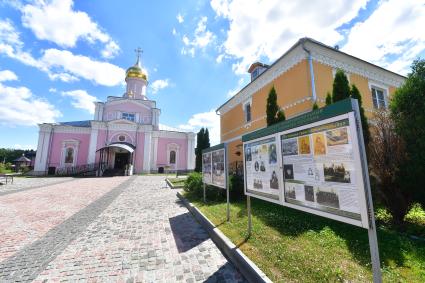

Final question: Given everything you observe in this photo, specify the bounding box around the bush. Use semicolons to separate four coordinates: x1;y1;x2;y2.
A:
229;174;244;200
183;172;203;195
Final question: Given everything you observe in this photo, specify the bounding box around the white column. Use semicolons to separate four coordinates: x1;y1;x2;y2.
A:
151;135;158;170
187;133;196;170
34;124;53;174
87;125;99;164
143;131;152;173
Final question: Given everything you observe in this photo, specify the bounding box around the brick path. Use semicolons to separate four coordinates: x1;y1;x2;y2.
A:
0;176;245;282
0;177;74;196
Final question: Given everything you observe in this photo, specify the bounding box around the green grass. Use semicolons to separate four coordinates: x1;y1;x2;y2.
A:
184;193;425;283
168;178;186;187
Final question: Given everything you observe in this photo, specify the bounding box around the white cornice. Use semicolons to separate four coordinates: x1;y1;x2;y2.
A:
105;98;156;110
51;126;91;134
217;39;405;115
152;131;190;139
307;41;405;89
218;44;306;114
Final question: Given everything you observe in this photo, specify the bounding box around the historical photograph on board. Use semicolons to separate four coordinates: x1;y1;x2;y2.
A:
270;170;279;189
313;133;327;155
285;183;296;199
202;153;212;182
326;127;349;146
268;143;277;164
212;150;225;187
254;179;263;189
323;163;351;183
316;187;340;209
282;138;298;156
298;136;311;154
304;185;315;202
283;164;294;180
245;146;252;161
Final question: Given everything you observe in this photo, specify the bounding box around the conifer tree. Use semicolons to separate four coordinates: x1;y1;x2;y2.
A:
266;86;286;126
195;128;205;172
350;84;370;147
312;101;319;110
332;70;350;102
325;92;332;105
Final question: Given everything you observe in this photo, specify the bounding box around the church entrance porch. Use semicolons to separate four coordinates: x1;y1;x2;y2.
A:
97;143;135;176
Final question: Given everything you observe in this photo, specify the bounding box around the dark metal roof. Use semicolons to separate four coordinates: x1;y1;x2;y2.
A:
58;120;92;127
13;155;31;162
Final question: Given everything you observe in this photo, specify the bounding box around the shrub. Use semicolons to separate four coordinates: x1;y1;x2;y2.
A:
229;174;244;200
183;172;203;196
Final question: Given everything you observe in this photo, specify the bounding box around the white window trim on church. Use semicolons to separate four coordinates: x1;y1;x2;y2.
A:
167;143;180;169
60;140;80;167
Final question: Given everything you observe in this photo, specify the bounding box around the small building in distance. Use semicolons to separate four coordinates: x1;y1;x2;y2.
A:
216;37;406;170
13;154;31;172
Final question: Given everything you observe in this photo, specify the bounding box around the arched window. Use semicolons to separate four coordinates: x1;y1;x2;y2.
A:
170;150;176;164
65;147;74;164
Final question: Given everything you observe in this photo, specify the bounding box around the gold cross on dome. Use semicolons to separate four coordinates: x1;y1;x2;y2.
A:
135;47;143;64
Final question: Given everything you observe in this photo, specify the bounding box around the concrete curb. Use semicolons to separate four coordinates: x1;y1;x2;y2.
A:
165;178;184;189
176;191;272;283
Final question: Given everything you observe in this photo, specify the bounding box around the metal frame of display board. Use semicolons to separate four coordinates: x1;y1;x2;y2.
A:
241;98;382;283
202;143;230;222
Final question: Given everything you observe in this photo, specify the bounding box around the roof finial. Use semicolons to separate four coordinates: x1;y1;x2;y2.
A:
135;47;143;66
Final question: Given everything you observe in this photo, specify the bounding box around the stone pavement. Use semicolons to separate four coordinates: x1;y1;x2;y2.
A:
0;177;75;196
0;176;245;282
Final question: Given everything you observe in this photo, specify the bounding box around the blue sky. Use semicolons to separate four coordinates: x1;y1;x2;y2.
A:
0;0;424;149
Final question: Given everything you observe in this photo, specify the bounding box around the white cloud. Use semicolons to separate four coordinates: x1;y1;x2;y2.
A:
179;110;220;146
343;0;425;75
177;13;184;23
0;82;61;126
181;17;215;57
172;28;177;36
0;70;18;82
150;79;170;94
61;89;97;114
227;77;246;97
40;49;125;86
0;19;125;86
210;0;368;74
48;87;57;93
13;144;36;150
21;0;120;58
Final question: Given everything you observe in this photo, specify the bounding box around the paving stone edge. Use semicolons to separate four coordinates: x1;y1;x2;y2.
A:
176;191;273;283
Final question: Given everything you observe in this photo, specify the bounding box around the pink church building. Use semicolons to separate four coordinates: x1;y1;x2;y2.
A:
34;53;195;175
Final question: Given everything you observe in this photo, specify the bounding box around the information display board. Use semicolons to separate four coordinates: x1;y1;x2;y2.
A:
244;136;281;202
242;99;370;228
202;144;226;189
280;114;368;226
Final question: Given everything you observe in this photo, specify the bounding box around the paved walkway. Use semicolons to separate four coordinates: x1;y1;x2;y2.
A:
0;176;245;282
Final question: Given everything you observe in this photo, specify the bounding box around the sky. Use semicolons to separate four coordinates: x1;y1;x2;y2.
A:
0;0;424;149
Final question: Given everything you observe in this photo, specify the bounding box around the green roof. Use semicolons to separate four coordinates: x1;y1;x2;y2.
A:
202;143;225;154
242;98;355;142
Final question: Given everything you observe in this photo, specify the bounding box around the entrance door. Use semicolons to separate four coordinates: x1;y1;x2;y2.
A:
114;152;130;170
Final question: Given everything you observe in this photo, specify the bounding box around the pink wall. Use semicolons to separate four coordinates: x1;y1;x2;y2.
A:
48;132;91;167
104;102;152;123
95;130;107;163
156;137;188;169
134;132;145;172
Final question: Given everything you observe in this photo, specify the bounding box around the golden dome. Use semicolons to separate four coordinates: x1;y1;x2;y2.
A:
126;65;147;80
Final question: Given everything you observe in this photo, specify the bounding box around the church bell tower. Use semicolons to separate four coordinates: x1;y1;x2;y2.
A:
124;48;148;100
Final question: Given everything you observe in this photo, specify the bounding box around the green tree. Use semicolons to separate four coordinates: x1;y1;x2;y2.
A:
350;84;370;147
194;128;211;172
312;101;319;110
332;69;350;102
266;86;286;126
325;92;332;105
390;59;425;209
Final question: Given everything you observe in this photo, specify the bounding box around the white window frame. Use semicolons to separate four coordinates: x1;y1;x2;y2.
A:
121;112;136;122
369;81;389;110
60;139;80;167
242;98;252;124
167;143;180;169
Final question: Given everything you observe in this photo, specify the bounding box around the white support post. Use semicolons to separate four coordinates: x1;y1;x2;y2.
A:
203;183;206;203
352;99;382;283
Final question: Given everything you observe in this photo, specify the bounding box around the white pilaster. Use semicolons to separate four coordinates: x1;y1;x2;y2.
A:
151;135;158;170
34;124;53;174
187;133;196;170
143;131;152;173
87;126;99;164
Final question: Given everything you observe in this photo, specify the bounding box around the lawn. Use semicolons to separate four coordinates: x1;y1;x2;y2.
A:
184;193;425;283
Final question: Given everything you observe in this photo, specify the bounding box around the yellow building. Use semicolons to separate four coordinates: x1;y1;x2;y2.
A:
216;38;406;169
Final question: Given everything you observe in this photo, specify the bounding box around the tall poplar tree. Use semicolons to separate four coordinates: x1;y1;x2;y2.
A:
350;84;370;147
